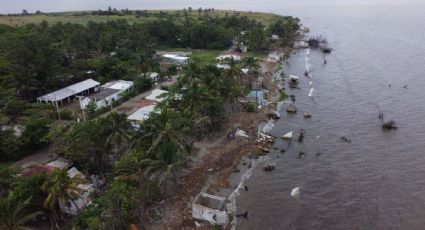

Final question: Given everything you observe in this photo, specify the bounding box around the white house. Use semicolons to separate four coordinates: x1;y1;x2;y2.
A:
145;89;168;102
79;80;133;109
127;104;158;129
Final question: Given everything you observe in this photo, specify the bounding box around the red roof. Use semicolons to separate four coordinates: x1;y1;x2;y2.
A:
139;99;156;108
22;165;55;177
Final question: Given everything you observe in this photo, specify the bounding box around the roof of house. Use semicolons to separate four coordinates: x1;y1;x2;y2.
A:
37;79;101;102
22;165;55;177
146;89;168;102
87;88;120;101
216;54;242;61
103;80;134;91
127;105;157;121
162;54;189;61
46;159;69;170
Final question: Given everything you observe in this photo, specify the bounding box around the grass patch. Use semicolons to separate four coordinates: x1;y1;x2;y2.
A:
0;10;284;27
189;49;223;64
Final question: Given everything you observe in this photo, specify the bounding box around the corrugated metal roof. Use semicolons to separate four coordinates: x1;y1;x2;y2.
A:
128;105;157;121
146;89;168;102
37;79;100;102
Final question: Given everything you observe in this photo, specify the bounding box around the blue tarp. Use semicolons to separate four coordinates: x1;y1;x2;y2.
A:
247;90;264;105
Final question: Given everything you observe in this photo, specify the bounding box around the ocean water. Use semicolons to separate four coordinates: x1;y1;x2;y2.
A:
3;1;425;229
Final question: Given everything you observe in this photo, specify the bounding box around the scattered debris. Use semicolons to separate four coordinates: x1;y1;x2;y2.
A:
282;131;293;140
291;187;300;198
288;75;300;88
382;120;398;130
236;211;249;218
266;111;281;119
192;192;228;225
297;151;305;159
403;85;408;89
235;129;249;138
303;112;312;118
316;152;321;157
298;129;305;142
308;88;314;97
287;104;297;113
280;149;286;153
263;165;276;172
244;185;248;191
340;136;351;143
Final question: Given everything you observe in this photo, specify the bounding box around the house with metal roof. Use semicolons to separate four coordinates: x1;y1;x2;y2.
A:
37;79;101;104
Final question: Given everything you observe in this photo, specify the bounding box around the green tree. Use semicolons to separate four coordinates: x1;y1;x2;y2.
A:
0;193;35;230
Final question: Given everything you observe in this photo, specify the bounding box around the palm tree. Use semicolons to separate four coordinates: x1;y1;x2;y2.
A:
141;108;192;159
42;169;83;222
242;56;261;89
180;61;202;87
142;142;184;191
0;193;38;230
100;112;133;155
223;58;243;83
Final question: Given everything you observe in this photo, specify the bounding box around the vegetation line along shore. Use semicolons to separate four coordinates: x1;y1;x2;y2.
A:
0;8;300;229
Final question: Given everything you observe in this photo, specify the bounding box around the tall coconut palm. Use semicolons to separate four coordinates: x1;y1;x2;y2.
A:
142;108;192;159
0;193;38;230
100;112;133;154
223;58;243;83
242;56;261;89
142;142;184;189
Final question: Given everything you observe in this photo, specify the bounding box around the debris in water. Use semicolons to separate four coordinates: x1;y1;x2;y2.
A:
304;112;312;118
287;104;297;113
298;129;305;142
280;149;286;153
403;84;408;89
291;187;300;198
382;120;398;130
297;151;305;159
244;185;248;191
316;152;321;157
308;88;314;97
236;211;249;218
282;131;293;140
263;165;276;172
340;136;351;143
266;111;281;119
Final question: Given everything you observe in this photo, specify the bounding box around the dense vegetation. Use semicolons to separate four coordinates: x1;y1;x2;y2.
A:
0;8;299;229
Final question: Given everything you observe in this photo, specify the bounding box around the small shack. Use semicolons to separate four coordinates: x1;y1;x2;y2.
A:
192;192;228;225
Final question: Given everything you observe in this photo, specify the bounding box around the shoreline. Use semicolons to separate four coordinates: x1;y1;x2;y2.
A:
153;50;291;229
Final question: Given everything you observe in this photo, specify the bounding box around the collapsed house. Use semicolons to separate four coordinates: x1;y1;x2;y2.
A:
192;192;229;225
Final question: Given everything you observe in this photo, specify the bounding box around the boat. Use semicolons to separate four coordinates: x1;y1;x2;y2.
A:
287;104;297;113
282;131;293;139
288;75;299;87
303;112;312;118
